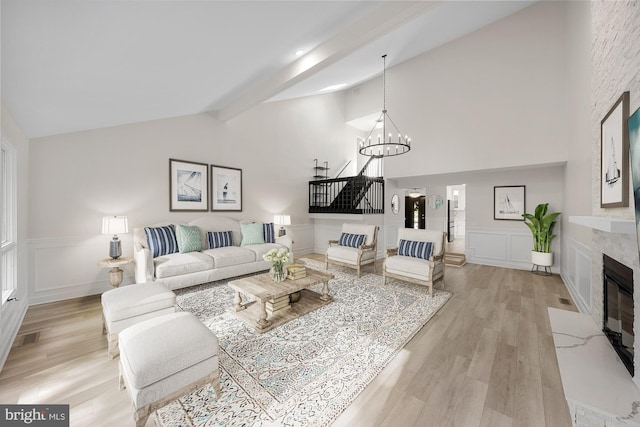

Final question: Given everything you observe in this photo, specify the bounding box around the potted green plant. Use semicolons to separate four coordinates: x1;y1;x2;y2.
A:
522;203;561;267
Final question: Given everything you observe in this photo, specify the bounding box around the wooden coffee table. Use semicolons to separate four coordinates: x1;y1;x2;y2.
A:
228;267;334;333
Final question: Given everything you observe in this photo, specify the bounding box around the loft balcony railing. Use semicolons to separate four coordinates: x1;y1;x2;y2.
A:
309;157;384;214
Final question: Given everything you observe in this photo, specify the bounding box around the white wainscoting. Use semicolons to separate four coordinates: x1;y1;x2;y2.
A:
27;225;318;305
383;220;405;250
29;235;135;305
284;224;314;260
561;237;592;314
465;227;535;271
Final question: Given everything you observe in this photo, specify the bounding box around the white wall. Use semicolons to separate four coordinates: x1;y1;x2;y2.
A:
395;164;565;272
424;185;447;233
345;1;580;274
345;1;569;179
27;92;354;303
20;0;597;314
560;0;594;315
383;178;405;250
562;0;593;242
0;102;30;369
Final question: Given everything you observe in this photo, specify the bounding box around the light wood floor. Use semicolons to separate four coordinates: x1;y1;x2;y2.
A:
0;255;576;427
445;236;465;254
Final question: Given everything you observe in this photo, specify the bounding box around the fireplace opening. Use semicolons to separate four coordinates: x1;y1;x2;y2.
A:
603;254;634;376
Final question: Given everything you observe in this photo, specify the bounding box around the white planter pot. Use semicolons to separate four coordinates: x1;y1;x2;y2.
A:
531;251;553;267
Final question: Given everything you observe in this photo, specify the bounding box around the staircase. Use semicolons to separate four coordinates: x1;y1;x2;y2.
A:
329;157;378;210
444;252;467;267
309;156;384;214
329;177;369;210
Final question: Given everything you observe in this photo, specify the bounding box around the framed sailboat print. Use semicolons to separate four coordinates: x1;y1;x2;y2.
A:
601;91;629;208
211;165;242;211
169;159;209;211
494;185;525;221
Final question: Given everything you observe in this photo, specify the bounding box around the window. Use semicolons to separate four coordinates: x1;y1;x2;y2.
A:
1;138;17;303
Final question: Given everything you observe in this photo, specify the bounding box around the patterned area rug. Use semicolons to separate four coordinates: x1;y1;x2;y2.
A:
155;258;451;427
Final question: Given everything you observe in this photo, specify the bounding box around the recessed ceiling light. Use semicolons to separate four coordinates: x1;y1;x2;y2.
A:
319;83;347;93
295;49;305;56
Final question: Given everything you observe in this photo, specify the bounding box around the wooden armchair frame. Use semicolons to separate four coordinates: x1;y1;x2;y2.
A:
326;225;380;278
383;230;446;297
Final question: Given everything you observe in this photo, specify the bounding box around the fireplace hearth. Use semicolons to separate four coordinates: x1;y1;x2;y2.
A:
603;254;634;376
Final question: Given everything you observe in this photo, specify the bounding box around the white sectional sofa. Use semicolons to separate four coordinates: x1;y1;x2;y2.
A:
133;216;292;290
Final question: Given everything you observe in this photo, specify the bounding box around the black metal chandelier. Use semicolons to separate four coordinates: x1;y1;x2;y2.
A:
358;54;411;158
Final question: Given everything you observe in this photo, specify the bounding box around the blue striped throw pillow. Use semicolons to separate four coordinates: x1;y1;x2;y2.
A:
263;222;275;243
207;231;233;249
398;239;433;260
144;225;178;258
338;233;366;248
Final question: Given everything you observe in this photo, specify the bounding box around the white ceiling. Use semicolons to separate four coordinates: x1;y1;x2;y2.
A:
1;1;535;139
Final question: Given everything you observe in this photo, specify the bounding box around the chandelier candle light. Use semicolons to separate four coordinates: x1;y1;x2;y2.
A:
358;54;411;158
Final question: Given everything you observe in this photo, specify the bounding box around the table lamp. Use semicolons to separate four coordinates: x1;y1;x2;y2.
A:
273;214;291;237
102;216;128;259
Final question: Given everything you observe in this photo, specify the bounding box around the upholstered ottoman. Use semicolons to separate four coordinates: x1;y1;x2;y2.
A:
101;282;176;359
118;312;221;427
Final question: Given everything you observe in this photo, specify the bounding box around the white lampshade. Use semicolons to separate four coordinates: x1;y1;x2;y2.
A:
273;215;291;226
102;216;129;235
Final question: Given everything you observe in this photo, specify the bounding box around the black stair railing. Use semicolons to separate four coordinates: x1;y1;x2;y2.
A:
309;157;384;214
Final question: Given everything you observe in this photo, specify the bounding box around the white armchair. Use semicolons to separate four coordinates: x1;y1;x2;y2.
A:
383;229;446;297
326;224;380;278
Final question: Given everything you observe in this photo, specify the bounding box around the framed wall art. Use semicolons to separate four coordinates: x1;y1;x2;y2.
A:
494;185;525;221
169;158;209;212
628;106;640;241
211;165;242;211
601;91;629;208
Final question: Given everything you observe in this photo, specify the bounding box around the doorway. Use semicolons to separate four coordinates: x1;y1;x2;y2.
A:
405;196;425;229
445;184;466;253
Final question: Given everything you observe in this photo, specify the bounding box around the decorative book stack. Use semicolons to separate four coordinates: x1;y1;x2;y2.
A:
286;264;307;280
266;295;290;315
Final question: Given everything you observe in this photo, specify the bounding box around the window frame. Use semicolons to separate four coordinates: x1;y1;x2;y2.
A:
1;137;17;304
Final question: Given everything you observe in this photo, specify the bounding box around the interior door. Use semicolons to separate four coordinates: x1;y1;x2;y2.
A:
404;196;426;229
404;197;414;228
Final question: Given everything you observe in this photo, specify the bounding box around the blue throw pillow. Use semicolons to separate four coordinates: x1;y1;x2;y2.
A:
398;239;433;260
207;231;233;249
144;225;178;258
338;233;366;248
263;222;275;243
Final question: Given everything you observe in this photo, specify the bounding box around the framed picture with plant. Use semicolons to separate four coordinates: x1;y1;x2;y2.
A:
169;158;209;212
601;91;629;208
493;185;525;220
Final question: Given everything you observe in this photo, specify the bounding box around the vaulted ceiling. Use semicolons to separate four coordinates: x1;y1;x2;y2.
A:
2;1;535;139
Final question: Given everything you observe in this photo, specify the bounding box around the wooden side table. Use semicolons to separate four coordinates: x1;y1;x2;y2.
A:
98;257;133;288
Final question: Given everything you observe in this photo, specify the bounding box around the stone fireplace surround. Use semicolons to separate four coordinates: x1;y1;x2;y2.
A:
554;216;640;425
591;226;640;384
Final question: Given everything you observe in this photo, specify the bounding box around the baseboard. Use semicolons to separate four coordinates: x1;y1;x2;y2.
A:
0;298;29;372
